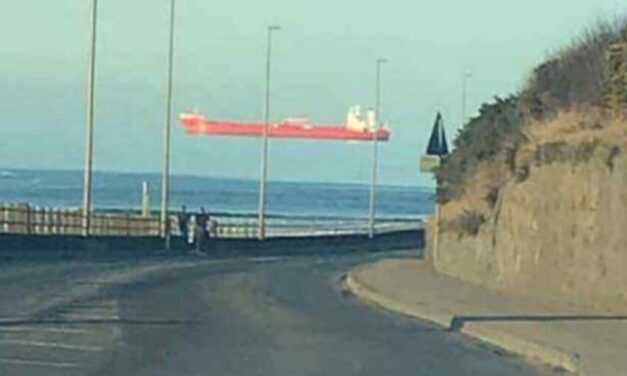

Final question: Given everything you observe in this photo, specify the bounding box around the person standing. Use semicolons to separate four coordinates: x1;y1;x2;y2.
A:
196;208;209;252
177;205;189;244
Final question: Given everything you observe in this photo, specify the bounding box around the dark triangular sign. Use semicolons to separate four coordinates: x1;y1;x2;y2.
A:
426;112;449;156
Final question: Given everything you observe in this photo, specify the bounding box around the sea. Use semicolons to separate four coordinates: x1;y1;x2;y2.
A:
0;169;434;225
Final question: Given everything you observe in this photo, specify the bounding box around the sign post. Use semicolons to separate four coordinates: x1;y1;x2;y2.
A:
420;112;449;264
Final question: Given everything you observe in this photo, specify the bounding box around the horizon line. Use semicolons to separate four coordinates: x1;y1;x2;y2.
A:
0;166;434;190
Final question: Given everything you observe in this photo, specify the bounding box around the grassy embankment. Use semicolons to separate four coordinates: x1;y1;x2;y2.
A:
437;17;627;235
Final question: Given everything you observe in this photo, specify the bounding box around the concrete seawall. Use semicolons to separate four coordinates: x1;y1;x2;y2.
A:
0;229;424;260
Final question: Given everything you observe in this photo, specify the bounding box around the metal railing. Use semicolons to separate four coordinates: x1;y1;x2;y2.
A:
0;203;160;237
205;216;422;239
0;203;423;239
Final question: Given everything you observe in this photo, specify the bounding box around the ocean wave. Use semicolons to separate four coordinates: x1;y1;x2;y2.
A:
0;169;435;219
0;171;16;179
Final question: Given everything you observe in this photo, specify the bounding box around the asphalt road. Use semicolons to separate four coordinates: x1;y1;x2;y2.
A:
0;254;562;375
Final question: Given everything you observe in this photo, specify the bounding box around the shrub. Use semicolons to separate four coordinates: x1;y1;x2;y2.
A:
437;16;627;203
606;145;622;171
436;96;524;202
458;210;485;237
520;17;627;120
485;187;500;208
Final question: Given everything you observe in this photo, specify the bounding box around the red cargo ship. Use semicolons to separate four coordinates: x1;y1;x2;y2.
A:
180;106;390;142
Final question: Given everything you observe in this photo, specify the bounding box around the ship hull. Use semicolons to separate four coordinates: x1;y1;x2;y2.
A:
180;114;390;141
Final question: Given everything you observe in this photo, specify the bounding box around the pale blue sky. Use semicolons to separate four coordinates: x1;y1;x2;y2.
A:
0;0;624;186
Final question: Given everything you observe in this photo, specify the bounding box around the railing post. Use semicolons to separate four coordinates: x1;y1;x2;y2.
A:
11;204;17;233
16;204;25;233
49;207;55;234
61;209;68;235
18;204;24;233
6;204;12;233
34;207;42;234
48;208;53;234
71;210;79;235
126;213;131;236
103;213;109;236
54;208;61;234
99;212;103;235
44;207;51;234
25;204;32;234
0;204;5;233
90;210;96;235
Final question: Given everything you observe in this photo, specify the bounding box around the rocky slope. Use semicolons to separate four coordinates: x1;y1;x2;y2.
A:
428;114;627;309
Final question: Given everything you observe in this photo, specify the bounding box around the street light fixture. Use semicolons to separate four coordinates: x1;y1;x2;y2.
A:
160;0;177;249
461;70;472;126
257;25;281;240
368;58;387;239
82;0;99;236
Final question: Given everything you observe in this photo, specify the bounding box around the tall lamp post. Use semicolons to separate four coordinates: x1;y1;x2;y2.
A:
368;58;387;239
257;25;281;240
82;0;99;236
461;70;472;126
160;0;177;249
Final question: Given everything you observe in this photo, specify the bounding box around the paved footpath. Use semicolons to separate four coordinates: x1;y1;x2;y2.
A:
346;259;627;376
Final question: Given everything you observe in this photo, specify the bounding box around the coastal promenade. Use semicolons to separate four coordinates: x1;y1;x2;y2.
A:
0;201;425;259
0;202;422;240
346;259;627;376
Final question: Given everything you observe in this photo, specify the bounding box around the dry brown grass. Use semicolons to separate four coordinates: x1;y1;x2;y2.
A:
441;110;626;232
440;160;506;226
440;195;487;225
524;110;627;148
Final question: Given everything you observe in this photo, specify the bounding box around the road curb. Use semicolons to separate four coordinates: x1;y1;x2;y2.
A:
343;271;579;374
343;272;452;328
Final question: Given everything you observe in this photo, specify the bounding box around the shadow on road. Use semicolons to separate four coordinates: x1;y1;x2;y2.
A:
450;314;627;331
0;318;200;327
